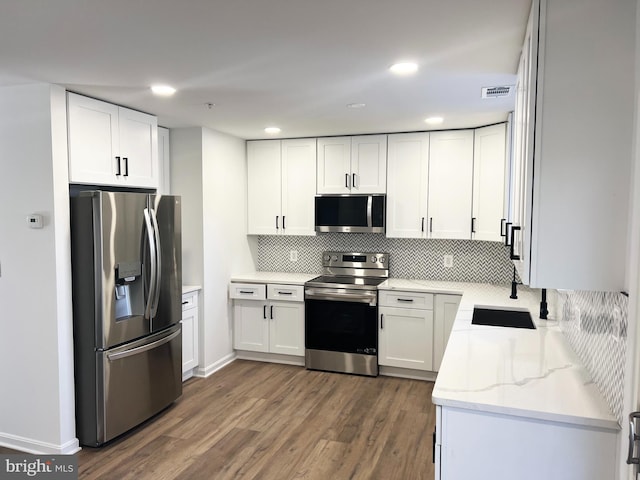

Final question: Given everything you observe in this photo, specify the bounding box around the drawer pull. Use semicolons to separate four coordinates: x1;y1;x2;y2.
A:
277;291;293;295
397;298;414;303
239;290;254;294
182;301;188;305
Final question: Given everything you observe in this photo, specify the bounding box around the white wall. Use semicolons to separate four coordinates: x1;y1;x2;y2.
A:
170;127;256;377
0;84;78;454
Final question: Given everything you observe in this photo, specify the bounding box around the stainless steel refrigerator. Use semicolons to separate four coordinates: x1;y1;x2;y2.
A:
70;190;182;447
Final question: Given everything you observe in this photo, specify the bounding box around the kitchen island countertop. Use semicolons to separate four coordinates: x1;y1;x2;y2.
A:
381;278;619;430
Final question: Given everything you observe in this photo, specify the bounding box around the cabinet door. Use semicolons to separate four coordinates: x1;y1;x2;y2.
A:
181;304;199;375
378;306;433;371
118;107;158;188
281;138;316;236
233;300;269;352
386;133;430;238
433;294;461;372
351;135;387;194
67;93;120;185
269;301;304;356
317;137;351;193
428;130;474;239
472;124;507;241
247;140;282;234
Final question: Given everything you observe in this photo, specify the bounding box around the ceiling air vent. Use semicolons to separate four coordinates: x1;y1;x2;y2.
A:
481;85;513;99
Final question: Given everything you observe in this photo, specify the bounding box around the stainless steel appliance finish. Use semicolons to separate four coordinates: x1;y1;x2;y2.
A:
70;191;182;447
304;252;389;377
314;195;385;233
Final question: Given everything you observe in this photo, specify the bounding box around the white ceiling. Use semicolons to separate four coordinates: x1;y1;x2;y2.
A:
0;0;531;139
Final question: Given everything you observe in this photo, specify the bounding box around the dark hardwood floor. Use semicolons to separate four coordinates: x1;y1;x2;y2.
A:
1;360;436;479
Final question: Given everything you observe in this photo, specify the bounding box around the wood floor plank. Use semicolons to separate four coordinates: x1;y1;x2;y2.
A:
1;360;437;480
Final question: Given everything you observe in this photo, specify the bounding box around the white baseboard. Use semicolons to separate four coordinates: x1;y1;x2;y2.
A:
379;365;437;381
0;433;80;455
194;352;237;378
236;351;305;366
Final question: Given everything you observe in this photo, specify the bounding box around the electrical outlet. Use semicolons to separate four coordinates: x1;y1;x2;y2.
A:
289;250;298;262
443;255;453;268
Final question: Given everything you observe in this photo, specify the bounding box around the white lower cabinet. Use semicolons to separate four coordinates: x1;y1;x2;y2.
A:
378;291;434;371
379;291;461;373
231;283;304;358
435;405;617;480
433;295;462;372
181;290;200;380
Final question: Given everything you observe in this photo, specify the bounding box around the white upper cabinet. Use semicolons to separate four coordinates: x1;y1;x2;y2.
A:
67;92;158;188
472;124;508;242
428;130;474;239
247;138;316;236
386;132;430;238
509;0;634;291
317;135;387;194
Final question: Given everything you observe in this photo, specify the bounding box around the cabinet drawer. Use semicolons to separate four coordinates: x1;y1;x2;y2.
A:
181;292;198;311
229;283;266;300
267;284;304;302
379;290;434;309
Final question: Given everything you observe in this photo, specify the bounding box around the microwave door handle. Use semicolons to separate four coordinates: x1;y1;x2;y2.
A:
367;195;372;228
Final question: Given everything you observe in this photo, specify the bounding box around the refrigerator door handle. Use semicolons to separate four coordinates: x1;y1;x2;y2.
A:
106;328;180;361
143;208;157;320
149;206;162;317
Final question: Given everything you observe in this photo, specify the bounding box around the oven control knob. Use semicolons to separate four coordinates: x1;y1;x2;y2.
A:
324;255;331;261
332;255;338;261
380;256;385;263
371;256;378;263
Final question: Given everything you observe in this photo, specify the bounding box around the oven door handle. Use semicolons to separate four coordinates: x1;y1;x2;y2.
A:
305;288;377;306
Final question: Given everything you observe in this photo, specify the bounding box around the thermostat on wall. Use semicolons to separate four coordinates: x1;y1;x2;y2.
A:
27;214;43;229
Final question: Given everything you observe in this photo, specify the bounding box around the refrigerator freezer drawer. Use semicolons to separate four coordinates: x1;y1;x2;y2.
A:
96;325;182;445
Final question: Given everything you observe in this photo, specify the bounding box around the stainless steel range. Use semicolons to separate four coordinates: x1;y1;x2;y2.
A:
304;252;389;376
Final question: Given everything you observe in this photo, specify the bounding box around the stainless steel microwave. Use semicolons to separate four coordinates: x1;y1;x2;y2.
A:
314;194;385;233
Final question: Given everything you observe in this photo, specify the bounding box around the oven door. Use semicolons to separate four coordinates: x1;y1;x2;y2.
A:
304;288;378;376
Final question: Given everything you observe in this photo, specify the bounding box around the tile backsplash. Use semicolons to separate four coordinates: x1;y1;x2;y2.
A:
556;290;628;425
257;234;515;283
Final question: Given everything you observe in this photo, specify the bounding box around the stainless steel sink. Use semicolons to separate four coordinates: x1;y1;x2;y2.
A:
471;305;536;329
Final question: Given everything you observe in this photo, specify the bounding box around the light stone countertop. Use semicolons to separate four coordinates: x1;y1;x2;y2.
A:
182;285;202;294
382;278;618;430
230;271;318;285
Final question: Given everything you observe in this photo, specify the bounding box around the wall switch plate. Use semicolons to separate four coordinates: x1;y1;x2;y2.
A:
443;255;453;268
289;250;298;262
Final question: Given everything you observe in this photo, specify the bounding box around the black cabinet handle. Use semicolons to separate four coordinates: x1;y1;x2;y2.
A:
510;225;521;260
275;216;279;230
432;428;436;464
397;298;414;303
239;290;254;294
421;217;425;232
505;222;512;246
115;156;121;176
429;217;433;233
345;173;349;188
283;215;286;230
500;218;507;237
123;157;129;176
263;305;267;319
182;301;188;305
380;313;384;330
352;173;356;189
278;291;293;295
270;305;274;319
471;217;476;234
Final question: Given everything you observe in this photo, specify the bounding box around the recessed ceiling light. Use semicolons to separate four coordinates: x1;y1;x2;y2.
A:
151;84;176;96
347;103;366;109
264;127;281;135
389;62;418;75
425;116;444;125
